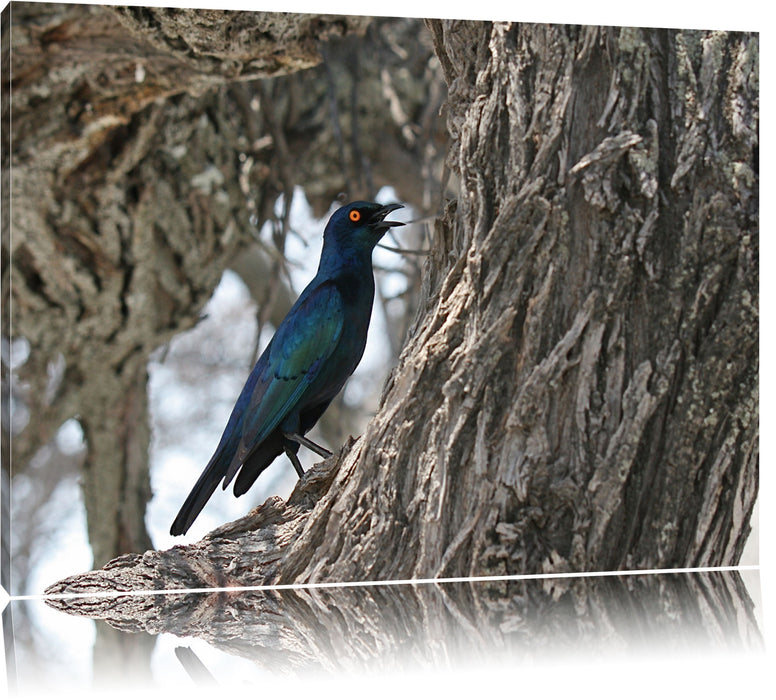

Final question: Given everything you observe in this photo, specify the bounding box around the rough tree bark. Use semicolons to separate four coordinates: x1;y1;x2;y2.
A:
4;4;445;570
46;19;758;602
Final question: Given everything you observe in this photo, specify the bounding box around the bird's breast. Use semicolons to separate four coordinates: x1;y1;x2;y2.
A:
332;268;373;305
332;271;374;363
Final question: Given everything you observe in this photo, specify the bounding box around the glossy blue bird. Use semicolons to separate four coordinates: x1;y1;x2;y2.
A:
170;201;404;536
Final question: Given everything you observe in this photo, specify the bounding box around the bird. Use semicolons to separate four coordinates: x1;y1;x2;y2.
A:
170;201;405;536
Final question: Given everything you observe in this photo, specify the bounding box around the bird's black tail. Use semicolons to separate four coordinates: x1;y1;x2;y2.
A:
170;455;228;536
232;432;285;497
170;433;285;536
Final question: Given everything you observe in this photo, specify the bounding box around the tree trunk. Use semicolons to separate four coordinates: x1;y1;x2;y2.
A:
45;20;758;596
365;21;759;578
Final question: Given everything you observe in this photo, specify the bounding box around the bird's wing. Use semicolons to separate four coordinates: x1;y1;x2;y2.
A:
223;281;345;484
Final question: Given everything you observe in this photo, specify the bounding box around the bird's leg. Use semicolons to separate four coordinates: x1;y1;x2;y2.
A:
284;445;306;478
283;431;333;459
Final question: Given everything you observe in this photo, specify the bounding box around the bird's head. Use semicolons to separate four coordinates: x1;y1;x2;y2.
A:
324;201;405;253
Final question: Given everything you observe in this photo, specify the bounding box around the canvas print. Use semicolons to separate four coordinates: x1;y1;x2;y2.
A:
1;1;762;693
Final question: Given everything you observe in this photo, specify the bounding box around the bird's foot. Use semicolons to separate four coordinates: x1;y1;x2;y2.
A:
283;431;333;459
284;446;306;478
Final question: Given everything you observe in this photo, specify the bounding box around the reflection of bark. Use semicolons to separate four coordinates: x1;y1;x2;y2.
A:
45;571;761;674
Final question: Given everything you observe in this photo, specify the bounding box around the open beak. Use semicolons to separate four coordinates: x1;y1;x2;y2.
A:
368;203;405;233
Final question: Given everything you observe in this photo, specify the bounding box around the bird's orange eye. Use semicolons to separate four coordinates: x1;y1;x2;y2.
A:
349;209;361;223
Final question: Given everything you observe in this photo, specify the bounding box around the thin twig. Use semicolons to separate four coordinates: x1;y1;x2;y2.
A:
376;243;430;256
